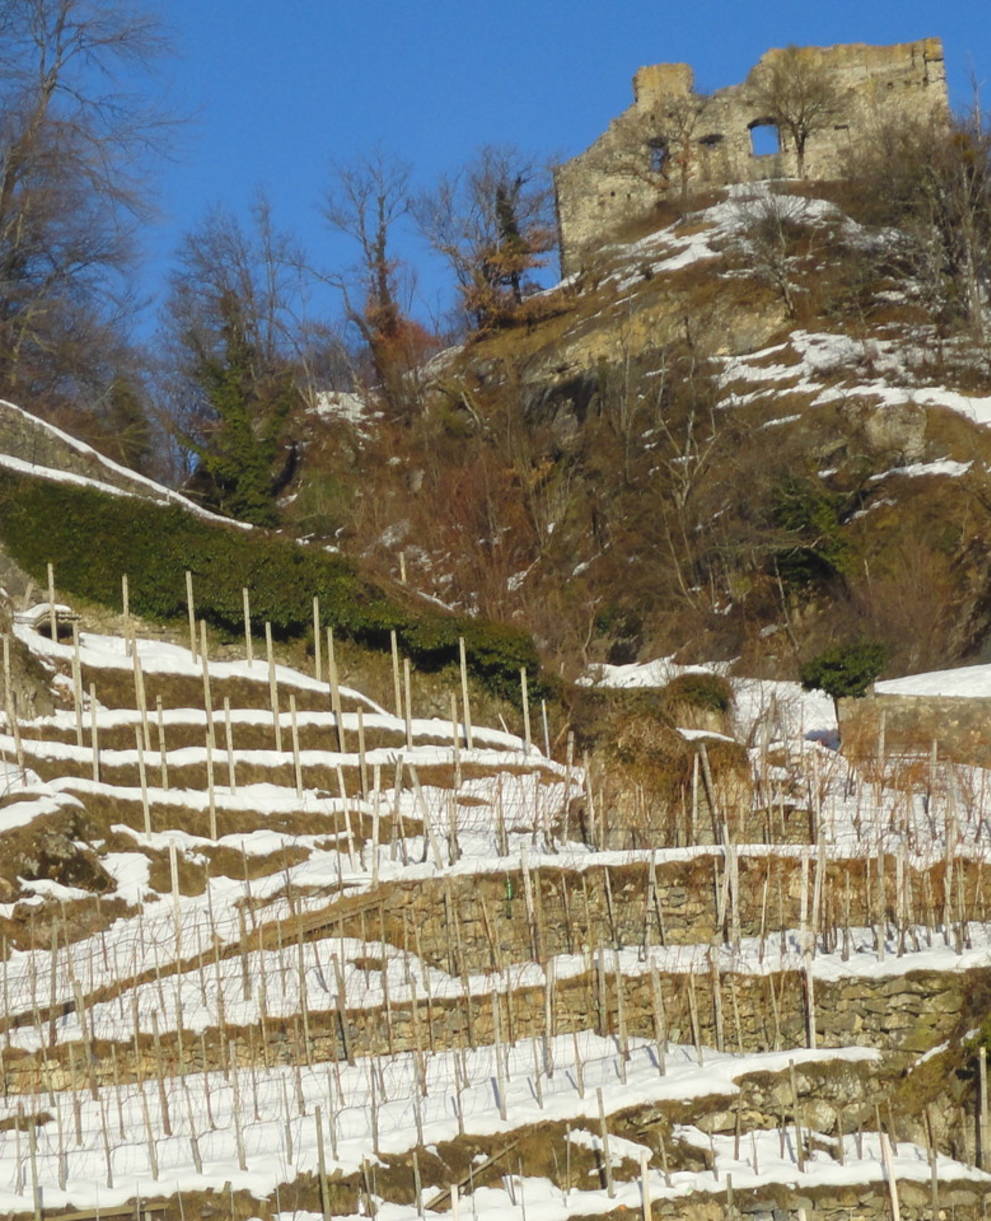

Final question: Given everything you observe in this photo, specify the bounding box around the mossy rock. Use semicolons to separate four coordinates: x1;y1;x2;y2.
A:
0;806;114;902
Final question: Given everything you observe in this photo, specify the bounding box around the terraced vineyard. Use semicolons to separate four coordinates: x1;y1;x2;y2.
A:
2;614;991;1219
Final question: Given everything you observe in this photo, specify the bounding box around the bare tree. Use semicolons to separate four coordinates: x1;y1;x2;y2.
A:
161;198;307;525
413;145;556;329
609;92;712;203
749;46;842;177
0;0;172;406
657;93;712;200
848;105;991;338
322;150;435;408
324;151;411;342
731;188;815;316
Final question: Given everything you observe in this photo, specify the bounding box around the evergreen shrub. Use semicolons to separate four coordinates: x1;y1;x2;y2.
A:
799;639;887;704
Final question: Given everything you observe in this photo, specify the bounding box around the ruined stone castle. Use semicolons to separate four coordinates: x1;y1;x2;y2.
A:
555;39;948;275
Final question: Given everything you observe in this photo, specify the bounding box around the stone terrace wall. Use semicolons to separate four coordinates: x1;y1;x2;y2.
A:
555;39;947;275
839;691;991;768
6;957;975;1093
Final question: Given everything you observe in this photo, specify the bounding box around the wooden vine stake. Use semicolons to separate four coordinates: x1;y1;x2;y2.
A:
128;643;149;757
207;733;218;841
880;1128;902;1220
265;621;282;751
169;840;182;945
357;706;368;798
925;1104;939;1210
450;691;462;787
224;695;236;792
404;657;414;749
185;569;197;659
650;966;667;1075
155;693;169;789
89;682;100;782
640;1150;652;1221
290;693;303;798
71;623;84;746
230;1048;247;1170
315;1105;332;1221
120;571;131;653
520;667;531;754
687;972;703;1065
134;725;151;834
596;1087;616;1198
458;636;473;749
28;1105;42;1219
326;626;345;751
312;595;322;683
789;1059;805;1173
200;618;213;716
242;586;253;663
46;561;57;643
805;958;817;1050
391;629;402;717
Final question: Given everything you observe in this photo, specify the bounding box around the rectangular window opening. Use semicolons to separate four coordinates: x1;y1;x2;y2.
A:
749;122;780;156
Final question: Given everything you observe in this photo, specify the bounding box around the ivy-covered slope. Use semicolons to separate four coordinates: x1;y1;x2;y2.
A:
0;466;545;702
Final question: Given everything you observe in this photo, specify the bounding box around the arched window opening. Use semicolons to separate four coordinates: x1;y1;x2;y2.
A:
749;121;780;156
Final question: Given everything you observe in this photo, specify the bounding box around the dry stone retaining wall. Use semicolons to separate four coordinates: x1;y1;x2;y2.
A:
3;959;975;1100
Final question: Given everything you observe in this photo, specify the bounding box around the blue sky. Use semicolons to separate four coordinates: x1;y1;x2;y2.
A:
139;0;989;337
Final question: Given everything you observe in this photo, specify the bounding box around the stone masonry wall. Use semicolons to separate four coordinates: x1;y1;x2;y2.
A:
361;857;991;973
555;39;947;275
838;690;991;768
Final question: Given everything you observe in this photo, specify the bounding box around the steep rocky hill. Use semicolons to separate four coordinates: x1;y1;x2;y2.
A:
290;179;991;683
6;87;991;1220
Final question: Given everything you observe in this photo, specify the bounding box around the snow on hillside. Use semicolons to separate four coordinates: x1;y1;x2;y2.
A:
1;615;991;1215
876;662;991;698
308;389;380;442
601;182;877;293
718;327;991;434
586;655;837;744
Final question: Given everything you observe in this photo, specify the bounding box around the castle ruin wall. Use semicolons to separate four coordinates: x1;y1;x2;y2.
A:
555;39;948;276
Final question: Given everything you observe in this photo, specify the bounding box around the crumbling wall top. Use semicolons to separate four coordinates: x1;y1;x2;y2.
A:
633;62;694;107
